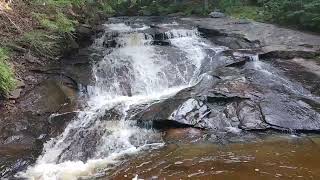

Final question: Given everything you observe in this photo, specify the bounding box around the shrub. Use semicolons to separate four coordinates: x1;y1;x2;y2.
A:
224;5;262;20
21;31;62;58
32;0;86;7
260;0;320;31
0;48;16;96
217;0;320;31
33;12;78;35
100;3;115;15
137;1;212;16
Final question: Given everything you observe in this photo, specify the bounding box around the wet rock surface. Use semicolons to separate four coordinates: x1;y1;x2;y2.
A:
125;16;320;135
183;17;320;52
260;95;320;130
0;30;97;178
0;77;80;178
2;16;320;178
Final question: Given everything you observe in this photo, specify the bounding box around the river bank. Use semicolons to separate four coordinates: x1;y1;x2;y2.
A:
0;1;108;177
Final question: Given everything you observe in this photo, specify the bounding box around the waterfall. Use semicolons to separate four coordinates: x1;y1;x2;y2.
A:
17;21;215;179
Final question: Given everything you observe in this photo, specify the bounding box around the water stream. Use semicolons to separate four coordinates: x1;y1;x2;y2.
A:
17;17;320;179
17;19;218;179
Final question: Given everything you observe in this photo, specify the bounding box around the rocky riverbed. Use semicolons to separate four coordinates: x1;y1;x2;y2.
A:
1;16;320;179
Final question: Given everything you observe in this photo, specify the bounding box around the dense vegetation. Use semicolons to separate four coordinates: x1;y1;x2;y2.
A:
260;0;320;31
0;0;319;97
0;48;15;96
219;0;320;31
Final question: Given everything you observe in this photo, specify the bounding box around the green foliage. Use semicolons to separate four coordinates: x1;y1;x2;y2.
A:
224;6;262;20
33;0;86;7
259;0;320;31
21;31;62;58
137;1;211;16
33;12;78;35
219;0;244;10
0;48;16;96
101;3;115;14
218;0;320;31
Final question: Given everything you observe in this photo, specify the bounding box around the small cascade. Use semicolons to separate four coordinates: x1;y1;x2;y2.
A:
18;21;213;179
165;29;200;39
248;54;312;97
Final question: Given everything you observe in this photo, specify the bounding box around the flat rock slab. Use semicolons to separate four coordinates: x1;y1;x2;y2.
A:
260;94;320;131
182;17;320;53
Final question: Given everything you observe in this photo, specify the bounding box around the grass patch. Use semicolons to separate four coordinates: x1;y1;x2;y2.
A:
224;6;262;20
0;48;16;96
21;31;62;59
33;12;78;35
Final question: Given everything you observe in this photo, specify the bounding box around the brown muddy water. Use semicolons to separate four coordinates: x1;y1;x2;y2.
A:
107;134;320;180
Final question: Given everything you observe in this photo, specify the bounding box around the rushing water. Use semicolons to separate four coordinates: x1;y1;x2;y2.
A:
17;19;224;179
16;18;320;179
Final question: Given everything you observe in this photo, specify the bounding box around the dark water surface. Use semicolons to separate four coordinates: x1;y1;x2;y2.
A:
108;135;320;179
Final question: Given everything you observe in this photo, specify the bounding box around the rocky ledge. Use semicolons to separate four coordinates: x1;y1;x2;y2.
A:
130;16;320;133
1;16;320;178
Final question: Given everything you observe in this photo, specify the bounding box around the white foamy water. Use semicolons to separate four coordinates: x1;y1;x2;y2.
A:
17;22;214;179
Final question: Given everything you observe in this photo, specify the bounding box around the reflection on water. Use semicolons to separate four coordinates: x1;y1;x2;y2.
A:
107;135;320;180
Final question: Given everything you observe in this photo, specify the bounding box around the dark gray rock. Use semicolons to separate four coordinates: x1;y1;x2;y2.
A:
260;94;320;130
237;100;269;130
209;36;260;50
168;98;211;127
259;50;320;60
77;24;92;37
132;98;187;122
182;17;320;55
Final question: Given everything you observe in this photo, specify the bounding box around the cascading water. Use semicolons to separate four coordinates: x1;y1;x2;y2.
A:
17;20;224;179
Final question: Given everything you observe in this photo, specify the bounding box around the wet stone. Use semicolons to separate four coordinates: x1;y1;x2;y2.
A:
237;100;269;130
260;94;320;131
5;16;320;179
169;98;211;127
